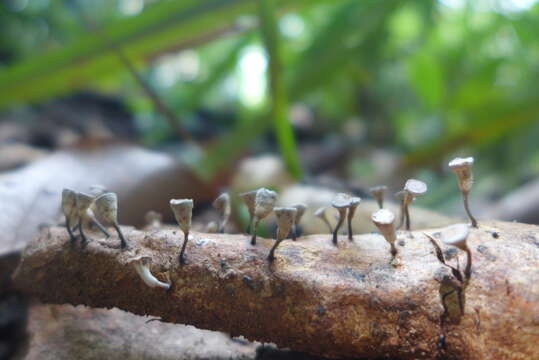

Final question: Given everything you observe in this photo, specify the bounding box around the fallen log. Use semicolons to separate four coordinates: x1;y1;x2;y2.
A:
12;221;539;360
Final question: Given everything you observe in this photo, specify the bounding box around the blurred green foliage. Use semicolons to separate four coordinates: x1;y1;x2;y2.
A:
1;0;539;207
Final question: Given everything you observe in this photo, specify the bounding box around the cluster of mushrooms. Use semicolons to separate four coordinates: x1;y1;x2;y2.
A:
60;157;478;300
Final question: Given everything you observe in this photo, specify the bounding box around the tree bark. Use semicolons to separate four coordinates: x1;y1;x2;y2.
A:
13;221;539;360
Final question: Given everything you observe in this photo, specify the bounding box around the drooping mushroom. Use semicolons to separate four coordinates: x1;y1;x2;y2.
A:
130;256;170;290
369;185;387;209
314;207;333;234
250;188;277;245
347;197;361;241
239;190;257;234
75;192;110;245
398;179;427;231
449;157;478;228
170;199;193;265
371;208;397;259
291;203;307;241
441;223;472;284
212;193;231;233
331;193;352;247
61;189;78;243
268;207;297;261
94;192;128;249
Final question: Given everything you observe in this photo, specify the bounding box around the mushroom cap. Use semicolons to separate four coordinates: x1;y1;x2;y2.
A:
332;193;352;209
94;192;118;223
169;199;194;233
448;157;474;170
61;189;77;217
441;223;470;250
145;210;163;224
369;185;387;196
76;192;94;214
371;208;395;225
254;188;278;218
349;197;361;209
404;179;428;196
274;207;297;239
292;203;307;223
314;207;326;218
212;193;230;211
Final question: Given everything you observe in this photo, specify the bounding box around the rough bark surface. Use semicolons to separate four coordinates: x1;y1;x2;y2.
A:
13;221;539;360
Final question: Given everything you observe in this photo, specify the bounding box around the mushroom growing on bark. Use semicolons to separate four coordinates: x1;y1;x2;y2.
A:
130;256;170;289
331;193;352;247
314;207;333;234
441;223;472;284
369;185;387;209
250;188;277;245
268;207;297;261
449;157;478;228
94;192;128;249
371;209;398;259
239;190;257;234
398;179;427;231
61;189;78;243
291;203;307;241
347;197;361;241
212;193;231;233
75;192;110;245
170;199;193;265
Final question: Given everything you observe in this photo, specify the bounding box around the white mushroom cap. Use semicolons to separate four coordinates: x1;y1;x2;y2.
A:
239;190;257;215
292;203;307;224
332;193;352;209
94;192;118;224
448;157;474;193
369;185;387;196
254;188;277;219
213;193;230;211
314;207;326;218
170;199;194;234
372;208;395;225
441;223;470;250
349;197;361;209
448;157;474;170
76;192;94;217
274;207;297;240
61;189;77;218
404;179;428;196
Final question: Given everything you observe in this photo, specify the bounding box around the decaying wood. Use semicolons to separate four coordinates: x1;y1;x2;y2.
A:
13;221;539;360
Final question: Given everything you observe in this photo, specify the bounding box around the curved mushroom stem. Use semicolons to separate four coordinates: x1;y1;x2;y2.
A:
245;216;253;234
268;239;283;261
398;200;405;230
78;222;88;246
332;211;346;247
463;246;472;286
250;219;260;245
179;231;189;265
463;192;478;228
322;218;333;234
292;225;298;241
404;205;411;231
90;217;111;238
66;218;77;243
112;222;128;249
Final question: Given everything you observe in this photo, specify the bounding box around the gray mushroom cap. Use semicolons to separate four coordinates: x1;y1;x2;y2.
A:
332;193;352;209
292;203;307;225
349;197;361;210
170;199;194;234
254;188;277;219
369;185;387;197
213;193;230;211
441;223;470;250
274;207;297;240
404;179;428;196
76;192;94;217
61;188;77;218
239;190;257;216
314;207;326;218
94;192;118;224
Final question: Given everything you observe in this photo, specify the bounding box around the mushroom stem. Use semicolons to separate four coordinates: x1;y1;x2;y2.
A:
66;217;77;243
463;246;472;285
462;192;478;228
90;217;111;238
78;222;88;246
347;215;353;241
268;239;283;261
332;209;346;247
245;217;253;234
250;219;259;245
179;232;189;265
292;225;298;241
112;222;128;249
133;262;170;289
404;205;411;231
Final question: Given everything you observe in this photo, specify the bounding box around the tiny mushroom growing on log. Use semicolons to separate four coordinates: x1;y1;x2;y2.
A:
129;256;170;290
331;193;352;247
372;209;398;259
347;197;361;241
291;203;307;241
75;192;110;245
61;189;78;243
94;192;128;249
268;207;297;261
449;157;478;228
144;210;163;229
398;179;428;231
170;199;194;265
212;193;231;233
369;185;387;209
239;190;257;234
250;188;277;245
314;207;333;234
441;223;472;284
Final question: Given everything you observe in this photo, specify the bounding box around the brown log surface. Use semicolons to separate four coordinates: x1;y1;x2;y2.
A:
12;221;539;360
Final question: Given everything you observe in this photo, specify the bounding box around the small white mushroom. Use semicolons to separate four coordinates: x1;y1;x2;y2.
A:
449;157;477;228
250;188;277;245
170;199;193;265
61;188;78;243
130;256;170;290
212;193;231;233
144;210;163;229
75;192;110;244
372;209;397;259
347;197;361;241
398;179;428;231
441;223;472;283
331;193;352;247
94;192;128;249
239;190;257;233
314;207;333;233
268;207;297;261
291;203;307;241
369;185;387;209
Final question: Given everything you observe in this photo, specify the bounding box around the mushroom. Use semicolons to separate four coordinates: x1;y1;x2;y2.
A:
212;193;231;233
331;193;352;247
239;190;257;234
398;179;427;231
371;209;397;259
314;207;333;233
75;192;110;245
250;188;277;245
449;157;478;228
347;197;361;241
268;207;297;261
94;192;128;249
441;223;472;284
61;189;78;243
130;256;170;289
170;199;193;265
291;203;307;241
144;210;163;229
369;185;387;209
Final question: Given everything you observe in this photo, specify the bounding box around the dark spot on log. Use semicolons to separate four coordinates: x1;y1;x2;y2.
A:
195;239;208;246
242;275;261;292
398;240;405;246
491;232;499;239
317;305;326;315
220;259;230;272
477;245;496;261
443;248;458;261
438;334;447;350
398;310;411;324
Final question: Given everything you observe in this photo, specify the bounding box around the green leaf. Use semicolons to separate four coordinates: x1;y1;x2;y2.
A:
408;51;444;109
